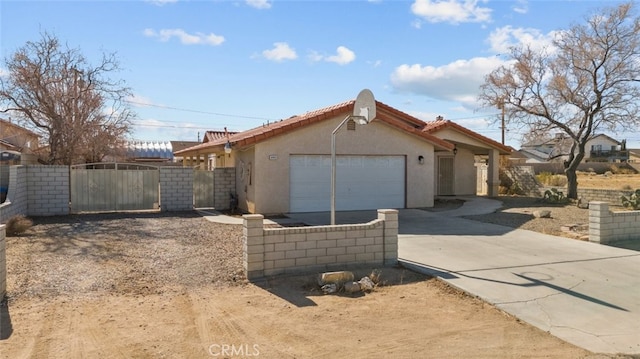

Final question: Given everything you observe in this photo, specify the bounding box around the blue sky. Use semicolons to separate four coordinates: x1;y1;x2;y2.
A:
2;0;637;149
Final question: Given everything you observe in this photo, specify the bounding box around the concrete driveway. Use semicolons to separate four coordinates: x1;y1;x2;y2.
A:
395;198;640;356
213;197;640;355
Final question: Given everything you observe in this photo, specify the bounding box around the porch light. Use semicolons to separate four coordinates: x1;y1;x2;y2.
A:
224;141;232;154
418;155;424;164
453;146;458;155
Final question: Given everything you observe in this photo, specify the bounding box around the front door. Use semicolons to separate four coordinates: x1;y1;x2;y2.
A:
438;156;455;196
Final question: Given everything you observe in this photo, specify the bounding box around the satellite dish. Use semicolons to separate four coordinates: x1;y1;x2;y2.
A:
353;89;375;125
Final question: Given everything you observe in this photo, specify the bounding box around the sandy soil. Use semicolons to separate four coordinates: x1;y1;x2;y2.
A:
0;210;631;359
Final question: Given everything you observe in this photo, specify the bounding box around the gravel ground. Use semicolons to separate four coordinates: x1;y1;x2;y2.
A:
4;196;594;304
463;196;591;239
5;212;244;303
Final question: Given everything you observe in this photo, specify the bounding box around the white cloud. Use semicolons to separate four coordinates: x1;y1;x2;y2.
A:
309;46;356;65
411;0;492;24
0;67;9;78
262;42;298;62
325;46;356;65
143;28;225;46
512;0;528;14
145;0;178;6
368;60;382;68
246;0;272;9
389;56;506;108
487;26;555;54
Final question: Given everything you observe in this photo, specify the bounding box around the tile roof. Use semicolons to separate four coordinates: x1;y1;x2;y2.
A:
204;130;238;143
175;99;517;155
421;119;513;154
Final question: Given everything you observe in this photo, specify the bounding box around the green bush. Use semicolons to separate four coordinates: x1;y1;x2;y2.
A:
621;189;640;210
543;188;567;203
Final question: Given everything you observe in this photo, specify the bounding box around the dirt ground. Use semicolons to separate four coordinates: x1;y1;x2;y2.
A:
0;210;633;358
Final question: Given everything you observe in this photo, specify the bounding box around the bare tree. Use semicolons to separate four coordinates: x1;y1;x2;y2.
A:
479;2;640;199
0;32;134;165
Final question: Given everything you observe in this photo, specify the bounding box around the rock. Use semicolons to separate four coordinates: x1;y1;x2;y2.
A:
577;197;589;209
533;210;551;218
358;277;375;292
318;271;354;286
321;283;337;294
344;281;361;293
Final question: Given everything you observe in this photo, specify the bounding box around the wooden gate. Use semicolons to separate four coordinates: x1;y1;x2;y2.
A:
70;163;159;213
193;169;215;208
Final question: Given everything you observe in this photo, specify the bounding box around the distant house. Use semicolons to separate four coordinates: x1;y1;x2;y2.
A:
0;118;41;164
125;141;175;163
171;140;201;166
519;133;629;163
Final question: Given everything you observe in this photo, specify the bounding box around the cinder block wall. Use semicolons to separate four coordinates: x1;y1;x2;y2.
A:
0;166;28;223
577;188;633;205
243;209;399;280
26;165;69;216
589;201;640;244
213;167;235;210
541;186;633;205
0;225;6;299
159;167;193;211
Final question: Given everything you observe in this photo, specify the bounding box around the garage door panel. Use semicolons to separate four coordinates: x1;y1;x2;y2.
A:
290;155;405;212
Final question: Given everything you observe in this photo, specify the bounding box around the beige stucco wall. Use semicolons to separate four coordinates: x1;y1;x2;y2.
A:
241;114;436;214
453;147;477;195
234;147;256;213
432;128;489;149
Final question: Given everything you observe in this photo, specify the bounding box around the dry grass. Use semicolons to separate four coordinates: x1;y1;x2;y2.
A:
539;173;640;191
5;215;33;236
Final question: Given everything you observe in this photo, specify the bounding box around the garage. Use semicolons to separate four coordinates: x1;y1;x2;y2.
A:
289;154;405;212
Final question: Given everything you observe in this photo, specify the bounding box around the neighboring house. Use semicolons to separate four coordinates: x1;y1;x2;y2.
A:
520;133;629;163
586;134;628;162
171;140;201;166
175;99;512;214
0;118;41;164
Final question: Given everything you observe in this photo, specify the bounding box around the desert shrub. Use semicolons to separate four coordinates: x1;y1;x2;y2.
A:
5;215;33;236
536;171;553;184
536;172;567;187
621;189;640;210
543;188;567;203
616;167;637;175
622;184;633;191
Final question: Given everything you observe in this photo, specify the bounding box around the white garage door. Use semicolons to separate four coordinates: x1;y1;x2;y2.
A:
289;155;405;212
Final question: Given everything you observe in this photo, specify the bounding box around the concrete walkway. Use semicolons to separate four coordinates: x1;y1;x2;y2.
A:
202;197;640;355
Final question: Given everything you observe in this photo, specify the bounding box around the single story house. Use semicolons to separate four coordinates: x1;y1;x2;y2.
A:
175;98;512;214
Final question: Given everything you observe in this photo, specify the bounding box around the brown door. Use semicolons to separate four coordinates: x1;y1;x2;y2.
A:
438;156;454;196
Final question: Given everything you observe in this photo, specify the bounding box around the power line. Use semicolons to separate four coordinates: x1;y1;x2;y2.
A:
126;100;279;121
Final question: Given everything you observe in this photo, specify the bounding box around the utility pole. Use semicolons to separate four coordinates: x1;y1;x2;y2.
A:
498;99;505;145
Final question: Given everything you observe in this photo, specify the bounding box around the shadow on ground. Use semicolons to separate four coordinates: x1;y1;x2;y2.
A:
252;266;430;308
0;297;12;340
